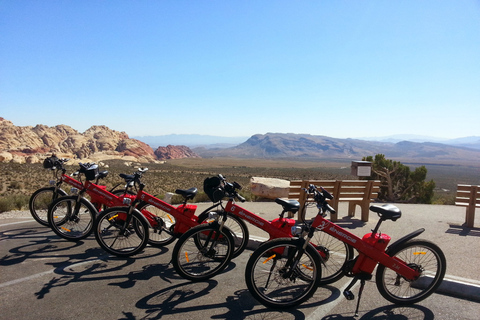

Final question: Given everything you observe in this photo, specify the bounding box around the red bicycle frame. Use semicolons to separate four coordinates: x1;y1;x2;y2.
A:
136;189;199;234
224;200;295;240
311;214;420;280
61;174;135;211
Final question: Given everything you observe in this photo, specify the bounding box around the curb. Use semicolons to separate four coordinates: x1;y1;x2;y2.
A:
245;236;480;302
437;277;480;302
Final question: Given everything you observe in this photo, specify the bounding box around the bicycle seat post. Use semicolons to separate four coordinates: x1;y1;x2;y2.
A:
371;218;385;235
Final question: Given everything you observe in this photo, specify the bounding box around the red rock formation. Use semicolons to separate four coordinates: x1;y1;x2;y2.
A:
154;145;200;160
0;118;199;163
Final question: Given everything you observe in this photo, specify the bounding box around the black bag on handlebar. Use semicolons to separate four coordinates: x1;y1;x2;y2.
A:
203;177;225;202
79;164;99;181
43;155;59;169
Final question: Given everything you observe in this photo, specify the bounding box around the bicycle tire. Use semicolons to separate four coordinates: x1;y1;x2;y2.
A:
172;222;234;281
311;230;353;285
375;239;446;305
29;186;68;226
47;195;97;241
136;201;177;247
245;237;322;309
197;210;249;258
94;207;149;257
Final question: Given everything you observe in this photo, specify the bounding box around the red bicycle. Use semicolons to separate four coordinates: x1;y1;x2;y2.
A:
171;175;353;283
93;173;249;257
29;155;134;226
245;184;446;310
46;162;142;241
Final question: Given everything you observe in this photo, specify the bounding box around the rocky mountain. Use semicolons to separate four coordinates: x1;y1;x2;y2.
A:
194;133;480;164
154;145;200;160
0;118;199;163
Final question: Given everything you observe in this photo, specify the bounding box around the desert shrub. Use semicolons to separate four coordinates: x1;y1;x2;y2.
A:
0;194;29;212
431;193;456;205
9;181;22;190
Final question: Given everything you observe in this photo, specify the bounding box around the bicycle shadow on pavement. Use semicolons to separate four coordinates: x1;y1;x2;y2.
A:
135;281;340;320
321;304;435;320
34;246;171;299
0;225;86;266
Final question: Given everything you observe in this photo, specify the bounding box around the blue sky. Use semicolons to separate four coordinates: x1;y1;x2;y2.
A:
1;1;479;139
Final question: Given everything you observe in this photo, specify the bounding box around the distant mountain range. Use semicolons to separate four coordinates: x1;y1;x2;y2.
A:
132;134;248;149
360;134;480;149
189;133;480;164
134;133;480;151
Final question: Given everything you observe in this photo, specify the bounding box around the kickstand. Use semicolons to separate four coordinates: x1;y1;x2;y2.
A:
354;279;366;317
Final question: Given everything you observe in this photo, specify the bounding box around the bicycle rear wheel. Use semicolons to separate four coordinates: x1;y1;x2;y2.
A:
311;230;353;285
137;202;177;247
198;210;249;258
94;207;149;257
172;222;234;281
245;237;322;309
376;239;446;304
48;196;96;241
29;187;68;226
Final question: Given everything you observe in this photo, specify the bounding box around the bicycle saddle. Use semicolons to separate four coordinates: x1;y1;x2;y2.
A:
275;198;300;213
98;171;109;179
369;204;401;221
175;187;198;200
119;173;135;182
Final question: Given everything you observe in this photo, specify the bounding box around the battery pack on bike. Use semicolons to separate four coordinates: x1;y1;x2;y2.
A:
176;204;198;233
353;233;391;274
270;217;296;239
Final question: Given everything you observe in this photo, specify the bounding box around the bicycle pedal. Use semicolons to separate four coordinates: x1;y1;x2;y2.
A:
343;290;355;300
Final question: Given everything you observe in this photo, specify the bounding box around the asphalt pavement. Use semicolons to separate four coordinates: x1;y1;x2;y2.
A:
220;201;480;302
1;202;479;320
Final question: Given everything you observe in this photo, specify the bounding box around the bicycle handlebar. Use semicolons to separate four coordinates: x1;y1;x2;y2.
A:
304;184;336;215
217;174;245;202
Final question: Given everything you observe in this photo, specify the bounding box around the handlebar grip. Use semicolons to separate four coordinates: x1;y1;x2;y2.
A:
321;187;334;200
237;194;246;203
326;204;336;214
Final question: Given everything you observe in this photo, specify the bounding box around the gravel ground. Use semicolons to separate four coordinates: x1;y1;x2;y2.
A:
0;210;33;219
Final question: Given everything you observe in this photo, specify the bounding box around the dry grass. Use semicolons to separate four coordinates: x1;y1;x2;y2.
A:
0;157;478;211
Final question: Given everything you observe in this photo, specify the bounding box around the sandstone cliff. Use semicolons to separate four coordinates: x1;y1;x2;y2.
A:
154;145;200;160
0;118;199;163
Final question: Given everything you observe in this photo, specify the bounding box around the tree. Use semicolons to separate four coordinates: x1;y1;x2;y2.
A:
362;154;435;203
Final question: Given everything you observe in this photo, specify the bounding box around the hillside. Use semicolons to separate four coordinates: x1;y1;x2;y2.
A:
0;118;199;163
194;133;480;165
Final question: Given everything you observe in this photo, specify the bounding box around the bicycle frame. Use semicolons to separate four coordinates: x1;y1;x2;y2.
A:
310;214;420;280
224;200;295;240
136;189;209;234
61;173;135;212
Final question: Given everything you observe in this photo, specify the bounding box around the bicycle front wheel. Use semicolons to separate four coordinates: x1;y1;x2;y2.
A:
94;207;149;257
245;237;322;309
376;239;446;305
48;196;96;241
29;187;68;226
172;223;234;281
